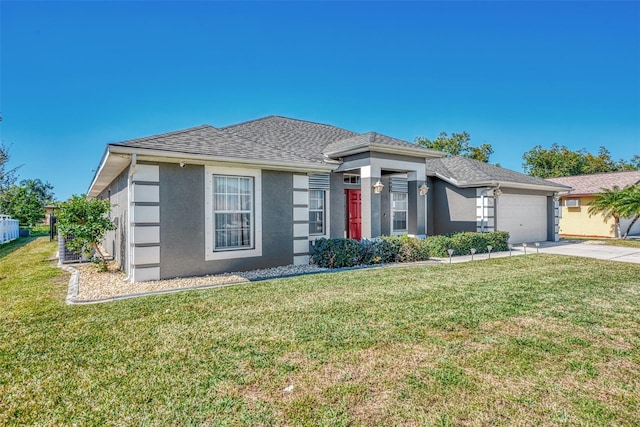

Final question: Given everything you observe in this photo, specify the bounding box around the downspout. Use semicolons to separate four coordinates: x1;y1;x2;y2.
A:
125;153;137;282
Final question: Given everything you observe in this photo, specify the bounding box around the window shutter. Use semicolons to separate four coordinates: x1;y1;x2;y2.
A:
309;173;330;190
390;177;408;193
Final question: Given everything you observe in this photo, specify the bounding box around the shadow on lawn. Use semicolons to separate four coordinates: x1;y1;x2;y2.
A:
0;236;38;260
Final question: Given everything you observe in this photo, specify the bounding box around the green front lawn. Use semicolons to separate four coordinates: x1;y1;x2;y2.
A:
2;238;639;425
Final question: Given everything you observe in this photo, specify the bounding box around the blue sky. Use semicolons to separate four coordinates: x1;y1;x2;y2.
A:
1;1;639;201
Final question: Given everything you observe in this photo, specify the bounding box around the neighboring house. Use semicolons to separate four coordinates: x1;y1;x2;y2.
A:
89;115;568;282
425;157;570;244
547;171;640;238
44;205;57;226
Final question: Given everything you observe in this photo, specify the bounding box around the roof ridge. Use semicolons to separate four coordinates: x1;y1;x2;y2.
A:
331;130;415;146
111;124;215;146
219;115;278;130
457;156;494;180
221;115;359;135
271;115;358;133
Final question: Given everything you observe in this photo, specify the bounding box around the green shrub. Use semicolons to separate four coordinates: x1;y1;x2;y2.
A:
484;231;509;252
310;238;365;268
311;232;510;268
424;231;510;257
311;235;431;268
377;236;404;263
449;232;486;255
423;235;450;258
396;235;430;262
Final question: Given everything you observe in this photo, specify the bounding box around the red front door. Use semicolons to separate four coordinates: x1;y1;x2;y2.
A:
346;189;362;240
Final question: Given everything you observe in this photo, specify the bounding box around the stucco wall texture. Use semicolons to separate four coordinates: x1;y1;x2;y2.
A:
158;164;294;279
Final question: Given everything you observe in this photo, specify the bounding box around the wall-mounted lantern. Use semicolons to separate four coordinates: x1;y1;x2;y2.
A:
373;180;384;194
492;185;502;199
419;184;429;196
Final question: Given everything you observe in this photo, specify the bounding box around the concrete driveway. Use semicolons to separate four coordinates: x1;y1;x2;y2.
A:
537;240;640;264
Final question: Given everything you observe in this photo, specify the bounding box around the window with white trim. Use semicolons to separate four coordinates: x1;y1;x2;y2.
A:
309;190;325;235
343;174;361;185
213;175;254;250
392;192;408;232
205;167;261;261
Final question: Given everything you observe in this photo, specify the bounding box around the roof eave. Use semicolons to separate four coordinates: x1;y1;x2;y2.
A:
87;149;132;198
89;145;337;198
468;180;571;192
427;173;572;192
110;145;335;171
558;192;591;197
325;142;446;159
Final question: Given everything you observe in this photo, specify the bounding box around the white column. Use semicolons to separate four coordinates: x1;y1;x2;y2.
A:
293;174;310;265
130;164;161;282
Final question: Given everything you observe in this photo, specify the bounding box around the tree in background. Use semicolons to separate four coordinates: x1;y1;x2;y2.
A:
56;195;116;271
415;132;494;163
587;186;627;238
0;179;54;226
522;144;639;178
0;144;19;192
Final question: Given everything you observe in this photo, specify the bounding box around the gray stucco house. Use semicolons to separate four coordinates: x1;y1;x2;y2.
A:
425;157;569;244
88;116;567;282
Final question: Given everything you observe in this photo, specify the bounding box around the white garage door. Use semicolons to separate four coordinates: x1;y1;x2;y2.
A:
497;194;547;244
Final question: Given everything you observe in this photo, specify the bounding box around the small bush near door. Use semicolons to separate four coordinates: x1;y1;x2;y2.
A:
310;231;510;268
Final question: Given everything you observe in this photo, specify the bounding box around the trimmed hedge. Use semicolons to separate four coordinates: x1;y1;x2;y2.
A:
310;231;510;268
310;235;431;268
309;238;366;268
426;231;509;257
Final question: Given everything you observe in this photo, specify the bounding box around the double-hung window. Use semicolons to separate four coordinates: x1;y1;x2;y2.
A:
205;167;262;261
392;192;408;233
309;190;325;235
308;173;330;236
213;175;254;250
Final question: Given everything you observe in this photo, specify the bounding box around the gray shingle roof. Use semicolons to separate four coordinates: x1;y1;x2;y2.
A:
426;156;569;189
111;116;442;166
323;131;433;156
112;123;326;165
546;171;640;195
222;116;358;162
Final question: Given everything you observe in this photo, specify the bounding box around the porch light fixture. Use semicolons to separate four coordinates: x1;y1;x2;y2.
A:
373;180;384;194
492;185;502;199
552;192;560;202
419;184;429;196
